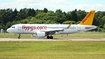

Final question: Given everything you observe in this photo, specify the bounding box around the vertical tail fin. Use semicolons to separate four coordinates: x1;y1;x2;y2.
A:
79;10;95;25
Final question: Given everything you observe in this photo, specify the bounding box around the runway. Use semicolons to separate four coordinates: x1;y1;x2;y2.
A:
0;38;105;41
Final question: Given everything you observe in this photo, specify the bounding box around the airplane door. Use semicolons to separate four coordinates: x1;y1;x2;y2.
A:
78;27;81;31
18;25;24;33
18;25;21;31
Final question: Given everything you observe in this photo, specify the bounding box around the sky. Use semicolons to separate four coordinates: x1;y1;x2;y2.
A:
0;0;105;12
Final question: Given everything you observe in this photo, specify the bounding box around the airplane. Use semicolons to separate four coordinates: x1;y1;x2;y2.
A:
7;10;97;39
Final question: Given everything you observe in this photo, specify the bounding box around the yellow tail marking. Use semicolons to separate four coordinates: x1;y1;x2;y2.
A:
79;10;95;25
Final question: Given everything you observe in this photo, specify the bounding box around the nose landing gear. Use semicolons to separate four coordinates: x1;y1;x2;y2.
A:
18;34;21;39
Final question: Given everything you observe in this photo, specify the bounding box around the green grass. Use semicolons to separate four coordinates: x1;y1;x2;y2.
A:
0;41;105;59
0;32;105;38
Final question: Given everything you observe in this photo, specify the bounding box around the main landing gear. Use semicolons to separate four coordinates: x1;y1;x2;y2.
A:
47;35;53;39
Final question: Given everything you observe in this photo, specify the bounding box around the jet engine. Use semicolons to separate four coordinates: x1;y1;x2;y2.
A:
32;31;46;37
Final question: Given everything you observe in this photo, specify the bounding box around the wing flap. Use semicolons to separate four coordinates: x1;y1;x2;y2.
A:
41;23;72;32
41;28;64;32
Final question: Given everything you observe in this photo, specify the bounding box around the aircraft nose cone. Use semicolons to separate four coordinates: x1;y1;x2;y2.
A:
7;28;10;32
7;29;9;32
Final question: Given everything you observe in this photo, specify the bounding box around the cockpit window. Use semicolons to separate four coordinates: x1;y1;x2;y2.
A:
11;26;15;28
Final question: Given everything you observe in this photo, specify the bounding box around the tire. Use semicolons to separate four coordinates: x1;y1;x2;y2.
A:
47;36;53;39
50;36;53;39
47;36;50;39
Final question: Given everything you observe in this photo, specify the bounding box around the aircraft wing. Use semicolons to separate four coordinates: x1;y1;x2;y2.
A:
41;22;72;32
41;28;64;32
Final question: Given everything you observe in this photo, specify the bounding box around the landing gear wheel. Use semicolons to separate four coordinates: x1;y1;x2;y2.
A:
50;36;53;39
47;36;53;39
47;36;50;39
18;34;21;39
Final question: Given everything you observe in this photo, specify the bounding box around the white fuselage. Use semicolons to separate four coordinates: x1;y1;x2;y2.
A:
7;24;97;34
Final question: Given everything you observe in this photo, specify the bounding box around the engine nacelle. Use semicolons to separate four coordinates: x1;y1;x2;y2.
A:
32;31;45;38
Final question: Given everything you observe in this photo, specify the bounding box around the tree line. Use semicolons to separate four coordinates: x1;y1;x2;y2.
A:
0;8;105;32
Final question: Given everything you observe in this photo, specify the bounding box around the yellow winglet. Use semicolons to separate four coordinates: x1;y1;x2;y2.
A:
67;22;72;29
79;10;95;25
